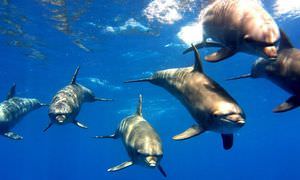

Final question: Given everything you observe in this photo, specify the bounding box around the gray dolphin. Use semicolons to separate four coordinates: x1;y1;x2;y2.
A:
45;66;112;131
125;45;245;150
228;30;300;113
183;0;280;62
0;84;47;140
95;95;167;177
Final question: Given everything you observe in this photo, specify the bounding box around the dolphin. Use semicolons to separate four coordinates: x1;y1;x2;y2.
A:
227;30;300;113
95;95;167;177
125;45;245;150
183;0;280;62
0;84;47;140
45;66;112;131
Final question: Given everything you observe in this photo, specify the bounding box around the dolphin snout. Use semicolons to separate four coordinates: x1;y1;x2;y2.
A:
146;156;157;167
263;46;278;60
224;114;245;127
55;115;66;124
236;119;246;127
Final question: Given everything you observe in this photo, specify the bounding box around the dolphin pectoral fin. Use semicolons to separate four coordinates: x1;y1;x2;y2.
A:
6;83;16;100
4;131;23;140
205;48;235;62
172;125;205;141
221;134;233;150
74;120;88;129
124;78;152;83
158;165;167;177
94;97;113;102
43;122;53;132
273;96;300;113
107;161;133;172
94;134;118;139
39;103;49;107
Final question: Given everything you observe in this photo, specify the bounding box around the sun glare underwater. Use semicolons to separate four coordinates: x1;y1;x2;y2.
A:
1;0;300;180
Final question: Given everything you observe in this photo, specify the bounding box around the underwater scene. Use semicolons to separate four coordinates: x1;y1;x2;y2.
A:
1;0;300;179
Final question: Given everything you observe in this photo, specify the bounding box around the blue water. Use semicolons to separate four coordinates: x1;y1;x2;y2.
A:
1;0;300;179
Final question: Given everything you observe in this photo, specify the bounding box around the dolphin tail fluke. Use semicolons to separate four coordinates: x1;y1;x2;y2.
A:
70;66;80;84
94;97;113;101
43;122;53;132
226;73;252;81
158;165;167;177
107;161;133;172
124;78;152;83
6;83;16;100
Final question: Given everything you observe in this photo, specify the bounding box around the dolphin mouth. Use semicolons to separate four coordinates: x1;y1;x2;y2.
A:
221;118;235;124
237;120;245;124
236;120;246;127
221;117;245;127
268;57;277;61
149;163;156;167
148;161;157;167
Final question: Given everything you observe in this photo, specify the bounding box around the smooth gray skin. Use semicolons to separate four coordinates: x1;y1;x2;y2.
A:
125;45;245;150
185;0;280;62
46;66;111;131
118;109;163;167
228;31;300;112
95;95;166;177
0;85;46;140
48;83;97;124
250;50;300;94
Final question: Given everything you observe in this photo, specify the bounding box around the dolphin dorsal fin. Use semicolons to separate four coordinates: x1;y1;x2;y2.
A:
70;66;80;85
136;94;143;116
191;44;203;73
6;83;16;100
279;29;293;50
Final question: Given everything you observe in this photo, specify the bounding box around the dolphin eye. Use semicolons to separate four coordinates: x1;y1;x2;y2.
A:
249;40;277;47
211;114;218;119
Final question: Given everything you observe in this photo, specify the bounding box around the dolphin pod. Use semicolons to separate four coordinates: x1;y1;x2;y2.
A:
0;84;47;140
2;0;300;178
183;0;280;62
125;45;245;150
95;95;167;177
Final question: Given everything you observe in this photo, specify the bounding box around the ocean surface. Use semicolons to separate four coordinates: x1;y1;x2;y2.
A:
0;0;300;179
